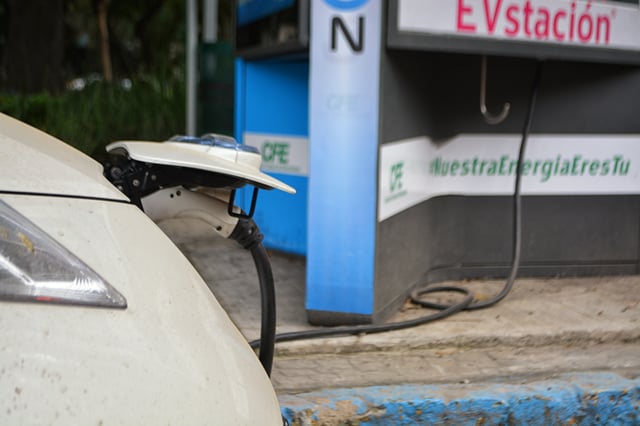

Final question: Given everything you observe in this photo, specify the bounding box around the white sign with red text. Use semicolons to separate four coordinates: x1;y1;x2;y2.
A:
398;0;640;51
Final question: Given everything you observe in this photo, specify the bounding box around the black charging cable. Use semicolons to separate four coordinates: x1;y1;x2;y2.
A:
421;60;544;313
229;217;276;376
250;60;545;350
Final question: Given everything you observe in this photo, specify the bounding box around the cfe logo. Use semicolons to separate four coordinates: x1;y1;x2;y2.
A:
262;141;290;165
390;161;404;192
385;161;407;203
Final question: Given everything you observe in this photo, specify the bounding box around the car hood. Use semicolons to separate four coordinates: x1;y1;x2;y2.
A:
0;113;127;201
0;195;282;424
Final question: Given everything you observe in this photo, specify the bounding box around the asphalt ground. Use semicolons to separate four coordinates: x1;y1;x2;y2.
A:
158;218;640;425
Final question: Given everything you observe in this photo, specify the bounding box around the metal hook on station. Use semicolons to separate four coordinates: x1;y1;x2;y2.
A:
480;55;511;125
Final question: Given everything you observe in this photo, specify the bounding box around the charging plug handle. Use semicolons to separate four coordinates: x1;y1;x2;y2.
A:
105;156;277;376
229;217;276;377
138;185;276;376
104;157;245;208
229;216;264;250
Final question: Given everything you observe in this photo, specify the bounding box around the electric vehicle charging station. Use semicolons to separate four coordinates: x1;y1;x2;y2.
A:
234;0;640;326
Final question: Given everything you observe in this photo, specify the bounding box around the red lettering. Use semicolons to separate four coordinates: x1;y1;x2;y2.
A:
569;2;576;41
577;3;593;43
553;11;566;41
595;15;610;44
505;5;519;36
523;0;534;36
455;0;612;46
483;0;503;34
578;13;593;42
534;7;550;39
457;0;476;33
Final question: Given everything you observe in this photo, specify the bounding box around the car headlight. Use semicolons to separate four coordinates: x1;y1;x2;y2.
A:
0;199;126;308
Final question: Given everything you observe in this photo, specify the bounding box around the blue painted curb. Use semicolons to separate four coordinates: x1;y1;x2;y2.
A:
279;372;640;425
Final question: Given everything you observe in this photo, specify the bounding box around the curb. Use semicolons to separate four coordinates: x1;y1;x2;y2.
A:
272;329;640;357
279;372;640;425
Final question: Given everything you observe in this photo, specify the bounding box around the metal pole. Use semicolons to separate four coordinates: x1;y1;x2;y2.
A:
204;0;218;43
186;0;198;135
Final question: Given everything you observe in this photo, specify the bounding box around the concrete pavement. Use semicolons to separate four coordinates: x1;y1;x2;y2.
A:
159;218;640;425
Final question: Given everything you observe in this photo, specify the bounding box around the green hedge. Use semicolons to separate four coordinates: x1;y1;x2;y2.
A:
0;76;185;159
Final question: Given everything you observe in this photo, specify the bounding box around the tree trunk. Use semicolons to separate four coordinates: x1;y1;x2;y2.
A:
2;0;64;93
96;0;112;83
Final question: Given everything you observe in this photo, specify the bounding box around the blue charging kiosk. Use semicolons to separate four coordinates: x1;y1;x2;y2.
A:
234;0;640;326
235;58;309;255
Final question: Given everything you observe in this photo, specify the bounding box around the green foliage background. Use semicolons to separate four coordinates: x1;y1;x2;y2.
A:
1;76;184;159
0;0;192;158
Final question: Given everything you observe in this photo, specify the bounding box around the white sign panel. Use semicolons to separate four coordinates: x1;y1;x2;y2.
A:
243;132;309;176
398;0;640;52
379;134;640;221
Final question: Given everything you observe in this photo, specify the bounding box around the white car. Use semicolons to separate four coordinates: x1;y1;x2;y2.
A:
0;113;287;425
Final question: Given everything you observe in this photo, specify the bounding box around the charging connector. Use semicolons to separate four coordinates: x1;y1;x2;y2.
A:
139;186;277;376
103;137;286;377
141;187;240;238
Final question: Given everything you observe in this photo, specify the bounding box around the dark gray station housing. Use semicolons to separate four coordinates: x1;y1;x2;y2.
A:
234;0;640;326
